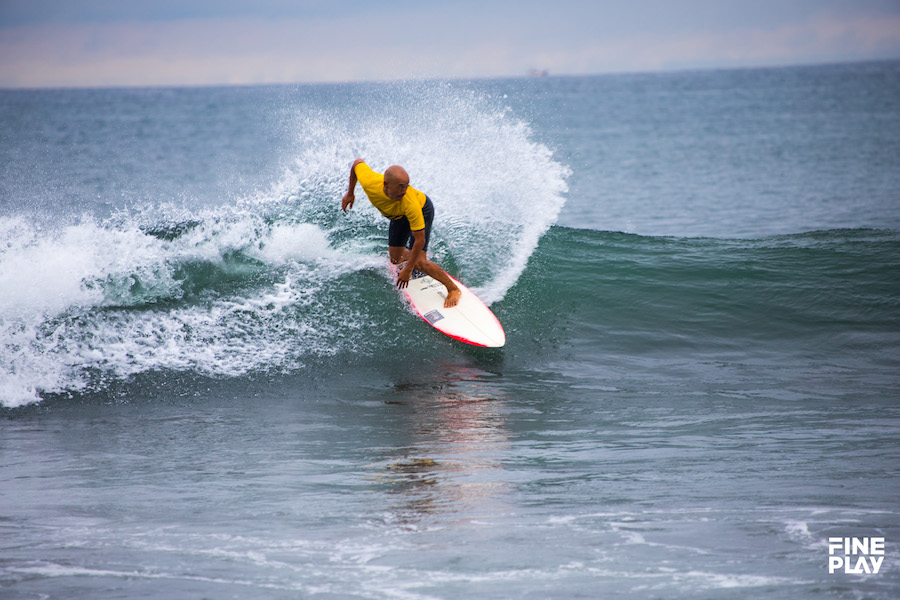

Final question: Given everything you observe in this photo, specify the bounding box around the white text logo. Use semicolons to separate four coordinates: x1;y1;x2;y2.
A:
828;537;885;574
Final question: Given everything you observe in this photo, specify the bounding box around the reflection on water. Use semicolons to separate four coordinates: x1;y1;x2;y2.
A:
370;363;513;526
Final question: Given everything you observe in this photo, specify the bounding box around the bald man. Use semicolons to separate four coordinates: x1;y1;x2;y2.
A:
341;159;461;308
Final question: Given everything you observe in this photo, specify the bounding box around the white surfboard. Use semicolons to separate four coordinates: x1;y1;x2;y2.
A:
389;263;505;348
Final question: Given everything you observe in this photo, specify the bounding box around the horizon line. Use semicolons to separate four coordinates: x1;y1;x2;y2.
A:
2;57;897;93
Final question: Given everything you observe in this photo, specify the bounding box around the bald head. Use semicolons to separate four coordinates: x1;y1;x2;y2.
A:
384;165;409;185
383;165;410;201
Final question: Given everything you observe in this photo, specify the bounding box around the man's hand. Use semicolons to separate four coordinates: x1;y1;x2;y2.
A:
341;192;355;212
396;265;412;289
342;159;364;212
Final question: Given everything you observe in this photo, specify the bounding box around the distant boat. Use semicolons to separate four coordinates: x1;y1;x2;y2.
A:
527;68;549;78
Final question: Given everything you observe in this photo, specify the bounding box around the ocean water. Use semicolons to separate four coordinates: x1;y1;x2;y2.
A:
1;61;899;598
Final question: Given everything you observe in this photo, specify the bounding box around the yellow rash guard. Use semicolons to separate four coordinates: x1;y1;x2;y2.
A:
354;162;427;231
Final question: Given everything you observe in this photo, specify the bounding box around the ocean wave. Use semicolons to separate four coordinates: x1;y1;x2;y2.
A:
0;82;570;407
520;227;900;364
0;213;378;407
4;216;899;409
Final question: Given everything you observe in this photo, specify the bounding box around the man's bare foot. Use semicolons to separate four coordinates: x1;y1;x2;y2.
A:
444;288;461;308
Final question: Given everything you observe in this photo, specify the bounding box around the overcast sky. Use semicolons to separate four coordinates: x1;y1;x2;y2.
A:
1;0;899;88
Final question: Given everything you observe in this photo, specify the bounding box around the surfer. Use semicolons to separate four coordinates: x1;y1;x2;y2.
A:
341;159;461;308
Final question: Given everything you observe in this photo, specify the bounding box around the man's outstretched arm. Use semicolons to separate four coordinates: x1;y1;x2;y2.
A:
341;159;365;212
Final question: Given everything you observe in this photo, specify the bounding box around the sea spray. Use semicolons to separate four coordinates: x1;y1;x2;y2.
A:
253;80;570;302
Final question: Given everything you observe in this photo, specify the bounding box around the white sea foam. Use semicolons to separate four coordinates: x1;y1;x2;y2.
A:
674;570;805;590
0;211;368;407
0;217;172;406
246;222;335;266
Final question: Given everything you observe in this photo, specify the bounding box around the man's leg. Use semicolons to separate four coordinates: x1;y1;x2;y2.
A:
413;258;461;308
389;245;409;265
412;198;460;307
388;199;460;308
